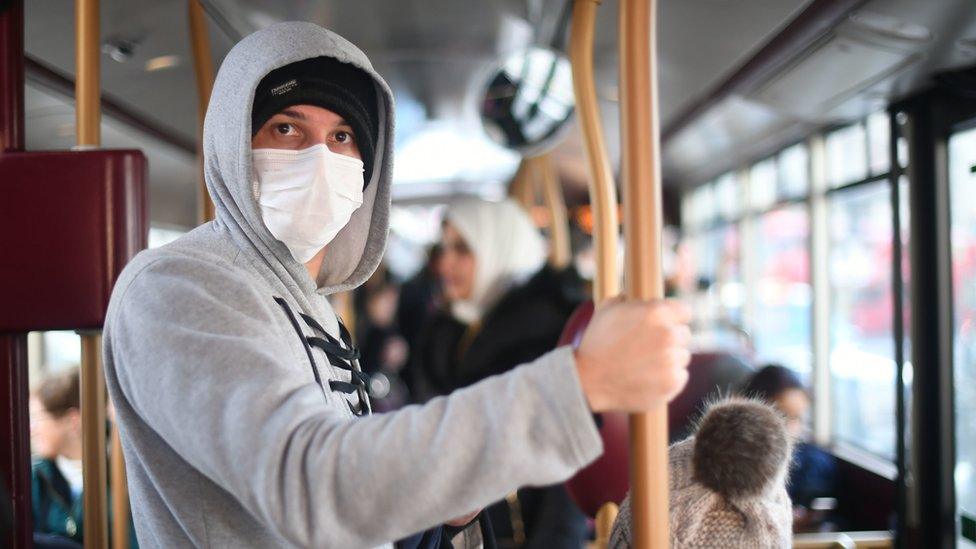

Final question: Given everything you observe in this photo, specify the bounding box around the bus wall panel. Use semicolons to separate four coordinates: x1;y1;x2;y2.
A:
835;455;896;531
0;149;148;331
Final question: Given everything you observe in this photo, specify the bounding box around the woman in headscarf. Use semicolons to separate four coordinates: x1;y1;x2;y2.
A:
412;197;588;548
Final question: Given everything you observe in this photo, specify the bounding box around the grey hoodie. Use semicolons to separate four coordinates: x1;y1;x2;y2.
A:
102;21;602;548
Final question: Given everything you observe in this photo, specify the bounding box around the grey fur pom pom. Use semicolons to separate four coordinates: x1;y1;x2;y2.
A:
691;398;792;500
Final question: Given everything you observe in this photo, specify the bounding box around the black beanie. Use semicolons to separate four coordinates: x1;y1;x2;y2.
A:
252;56;379;186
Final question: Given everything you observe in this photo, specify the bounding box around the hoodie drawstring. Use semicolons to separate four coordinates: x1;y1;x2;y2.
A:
273;296;371;416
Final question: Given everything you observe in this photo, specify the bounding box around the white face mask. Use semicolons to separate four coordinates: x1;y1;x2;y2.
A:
252;144;365;264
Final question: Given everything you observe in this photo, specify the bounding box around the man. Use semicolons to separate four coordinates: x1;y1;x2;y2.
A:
103;22;692;548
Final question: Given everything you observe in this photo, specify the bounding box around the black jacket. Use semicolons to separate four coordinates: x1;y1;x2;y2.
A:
413;265;585;399
412;265;588;548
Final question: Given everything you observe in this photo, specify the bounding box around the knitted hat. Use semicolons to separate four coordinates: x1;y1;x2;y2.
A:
609;398;794;548
251;56;379;186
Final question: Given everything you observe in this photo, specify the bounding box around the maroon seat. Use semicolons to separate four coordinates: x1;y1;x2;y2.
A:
667;351;754;442
558;300;754;517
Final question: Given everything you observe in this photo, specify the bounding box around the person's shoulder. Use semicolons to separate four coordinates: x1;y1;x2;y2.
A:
423;308;464;333
113;228;249;301
106;229;265;329
30;457;58;482
500;265;585;314
793;442;838;475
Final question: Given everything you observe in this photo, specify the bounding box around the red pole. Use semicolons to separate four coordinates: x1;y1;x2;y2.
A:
0;1;31;548
0;0;24;153
0;334;31;549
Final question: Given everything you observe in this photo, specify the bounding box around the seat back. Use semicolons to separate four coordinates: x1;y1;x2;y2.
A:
667;351;753;442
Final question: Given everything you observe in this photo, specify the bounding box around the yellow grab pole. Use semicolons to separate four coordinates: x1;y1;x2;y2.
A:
569;0;620;302
619;0;668;547
333;291;357;339
189;0;216;222
79;334;108;549
508;158;538;211
75;0;99;147
76;1;110;547
110;425;129;549
595;502;620;549
537;155;572;269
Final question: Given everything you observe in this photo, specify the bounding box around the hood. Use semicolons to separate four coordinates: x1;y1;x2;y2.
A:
445;198;546;324
203;21;394;298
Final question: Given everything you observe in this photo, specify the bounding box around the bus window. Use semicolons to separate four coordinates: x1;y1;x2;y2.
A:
752;204;812;382
828;181;896;459
949;125;976;548
714;172;741;222
825;123;868;189
778;142;809;201
749;158;778;212
867;110;891;176
684;183;715;232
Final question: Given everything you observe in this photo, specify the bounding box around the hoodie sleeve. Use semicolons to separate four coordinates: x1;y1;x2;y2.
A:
107;255;602;547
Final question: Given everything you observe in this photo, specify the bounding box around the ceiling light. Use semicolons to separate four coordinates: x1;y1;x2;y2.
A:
145;55;181;72
101;39;136;62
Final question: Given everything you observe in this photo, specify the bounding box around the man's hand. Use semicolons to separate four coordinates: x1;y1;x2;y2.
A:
575;298;692;412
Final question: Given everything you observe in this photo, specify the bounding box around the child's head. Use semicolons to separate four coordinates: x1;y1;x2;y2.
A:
742;364;810;438
610;398;794;548
29;368;81;459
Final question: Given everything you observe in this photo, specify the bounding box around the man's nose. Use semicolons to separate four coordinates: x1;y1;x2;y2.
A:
310;132;335;149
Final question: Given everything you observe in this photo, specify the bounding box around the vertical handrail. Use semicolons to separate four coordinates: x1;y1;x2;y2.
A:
0;0;23;153
75;0;99;147
76;0;110;547
509;158;538;211
537;155;572;269
619;0;668;547
334;291;357;340
189;0;216;222
79;334;108;549
888;110;907;549
569;0;619;303
3;4;38;548
594;502;620;549
0;333;31;549
110;425;129;549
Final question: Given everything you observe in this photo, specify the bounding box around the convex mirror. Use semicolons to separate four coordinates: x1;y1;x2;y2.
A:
480;47;575;157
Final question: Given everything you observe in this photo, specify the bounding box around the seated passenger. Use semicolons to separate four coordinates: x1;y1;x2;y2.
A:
609;398;794;548
30;369;84;549
741;365;839;532
29;369;139;549
412;197;588;547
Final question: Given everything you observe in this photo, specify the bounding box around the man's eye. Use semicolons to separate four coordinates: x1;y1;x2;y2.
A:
274;123;296;136
334;130;354;144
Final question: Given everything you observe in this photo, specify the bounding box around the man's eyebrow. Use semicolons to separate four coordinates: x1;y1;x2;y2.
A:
277;109;307;120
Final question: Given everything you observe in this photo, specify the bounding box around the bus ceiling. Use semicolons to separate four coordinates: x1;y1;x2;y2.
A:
17;0;976;224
